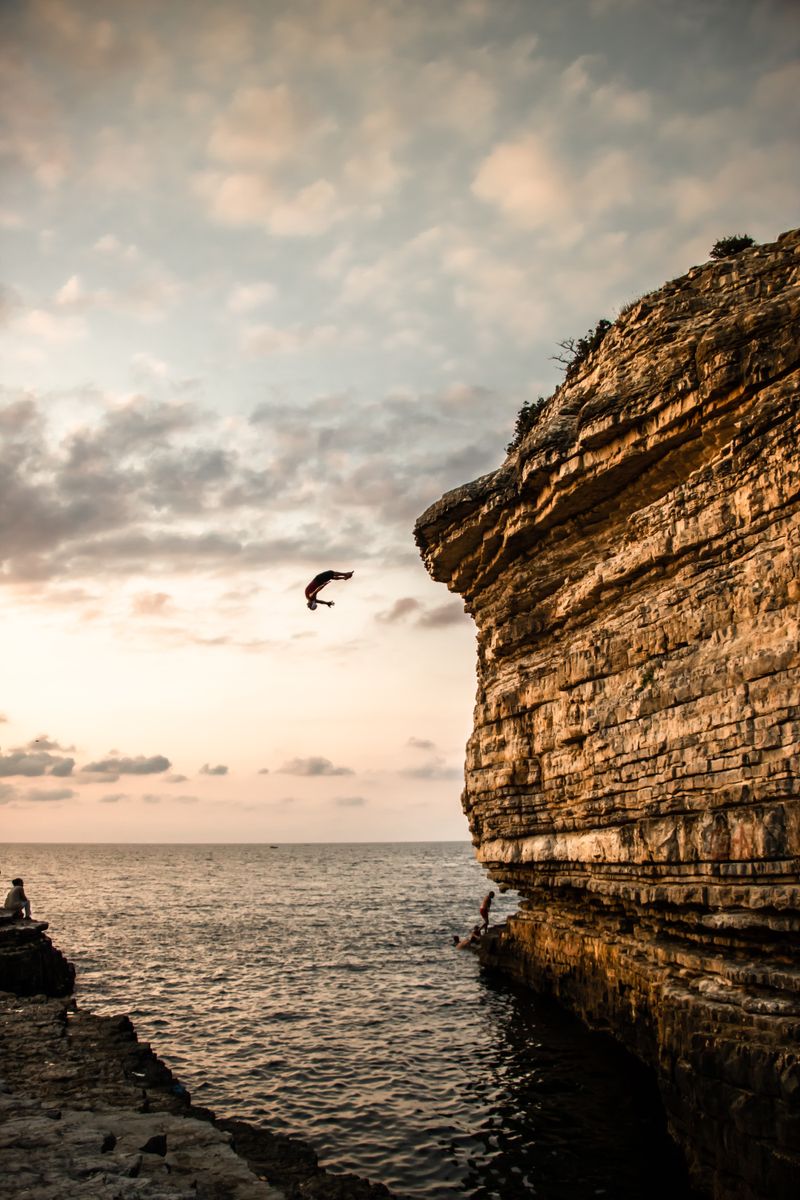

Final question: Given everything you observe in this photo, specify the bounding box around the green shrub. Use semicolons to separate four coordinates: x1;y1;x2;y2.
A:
552;318;612;378
710;234;755;259
507;396;546;453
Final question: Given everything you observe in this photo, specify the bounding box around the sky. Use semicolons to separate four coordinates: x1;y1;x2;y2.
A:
1;0;798;843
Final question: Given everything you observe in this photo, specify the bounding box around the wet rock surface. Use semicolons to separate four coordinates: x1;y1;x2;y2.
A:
0;935;394;1199
416;230;800;1200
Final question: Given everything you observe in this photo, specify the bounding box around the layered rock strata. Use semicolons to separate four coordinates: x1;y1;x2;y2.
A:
416;230;800;1200
0;934;392;1199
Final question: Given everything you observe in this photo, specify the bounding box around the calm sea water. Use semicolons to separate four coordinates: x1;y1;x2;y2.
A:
6;843;690;1199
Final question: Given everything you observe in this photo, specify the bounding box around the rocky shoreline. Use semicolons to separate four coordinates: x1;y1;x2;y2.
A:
0;924;394;1199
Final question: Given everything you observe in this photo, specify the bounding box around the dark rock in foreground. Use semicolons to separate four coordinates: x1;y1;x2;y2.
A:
0;921;75;997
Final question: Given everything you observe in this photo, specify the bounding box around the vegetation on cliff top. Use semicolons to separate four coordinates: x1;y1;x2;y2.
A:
506;397;546;453
710;234;755;259
506;233;759;455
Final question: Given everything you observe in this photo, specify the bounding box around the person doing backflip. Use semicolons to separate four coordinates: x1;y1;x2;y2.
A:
305;569;354;610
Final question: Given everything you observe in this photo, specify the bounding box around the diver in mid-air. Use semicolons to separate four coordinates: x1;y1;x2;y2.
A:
305;569;353;610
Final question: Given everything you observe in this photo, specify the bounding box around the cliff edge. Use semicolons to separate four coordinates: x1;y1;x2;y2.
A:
415;230;800;1200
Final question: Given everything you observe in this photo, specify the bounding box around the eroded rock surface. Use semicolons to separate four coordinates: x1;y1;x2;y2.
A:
416;230;800;1200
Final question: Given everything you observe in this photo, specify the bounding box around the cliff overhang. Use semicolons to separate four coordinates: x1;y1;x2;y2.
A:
416;230;800;1200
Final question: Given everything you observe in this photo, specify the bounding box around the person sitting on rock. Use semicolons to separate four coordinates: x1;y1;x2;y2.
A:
4;878;31;921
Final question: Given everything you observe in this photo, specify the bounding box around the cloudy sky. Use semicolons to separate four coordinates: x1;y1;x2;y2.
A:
1;0;798;842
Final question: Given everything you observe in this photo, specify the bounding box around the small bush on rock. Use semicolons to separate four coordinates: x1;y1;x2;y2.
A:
507;396;546;453
710;234;755;259
552;318;612;378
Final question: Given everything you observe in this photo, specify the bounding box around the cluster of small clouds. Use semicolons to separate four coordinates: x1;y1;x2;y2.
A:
0;740;171;783
0;720;464;806
2;1;797;368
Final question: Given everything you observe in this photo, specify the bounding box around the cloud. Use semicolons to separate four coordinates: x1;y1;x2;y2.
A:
227;282;277;313
0;750;74;777
376;597;421;624
142;792;199;805
375;597;467;628
399;756;462;781
51;260;181;319
131;591;173;616
208;84;328;167
333;795;366;807
197;171;343;237
472;134;570;232
11;309;87;343
241;321;341;356
257;767;270;775
81;754;171;775
94;234;140;260
278;756;354;777
200;763;228;776
407;737;435;750
22;786;76;802
131;353;169;381
0;714;7;723
26;735;75;751
166;773;189;783
99;793;126;803
417;601;468;628
0;375;515;596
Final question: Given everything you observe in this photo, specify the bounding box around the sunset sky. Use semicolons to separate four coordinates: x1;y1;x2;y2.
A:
2;0;798;842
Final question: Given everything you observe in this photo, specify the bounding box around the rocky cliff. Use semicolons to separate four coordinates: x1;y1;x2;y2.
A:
415;230;800;1200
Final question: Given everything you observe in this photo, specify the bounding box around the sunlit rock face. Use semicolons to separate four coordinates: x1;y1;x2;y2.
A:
416;230;800;1200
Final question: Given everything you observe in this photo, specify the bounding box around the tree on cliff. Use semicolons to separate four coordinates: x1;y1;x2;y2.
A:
710;234;755;259
551;318;612;379
507;396;546;452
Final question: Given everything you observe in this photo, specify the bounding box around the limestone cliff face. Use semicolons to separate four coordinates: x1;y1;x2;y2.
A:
416;230;800;1200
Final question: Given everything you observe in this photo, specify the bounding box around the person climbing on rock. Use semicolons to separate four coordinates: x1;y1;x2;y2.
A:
305;569;354;610
453;926;482;950
479;890;495;932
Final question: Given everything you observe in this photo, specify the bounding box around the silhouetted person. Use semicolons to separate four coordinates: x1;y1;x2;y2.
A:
305;569;353;610
4;878;31;921
479;890;494;932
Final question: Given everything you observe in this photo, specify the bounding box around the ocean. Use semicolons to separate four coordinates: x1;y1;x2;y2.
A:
6;842;691;1199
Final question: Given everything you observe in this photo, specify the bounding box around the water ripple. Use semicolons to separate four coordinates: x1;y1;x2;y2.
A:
14;842;692;1199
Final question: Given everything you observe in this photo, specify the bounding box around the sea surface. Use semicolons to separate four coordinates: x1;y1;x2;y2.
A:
8;843;691;1199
